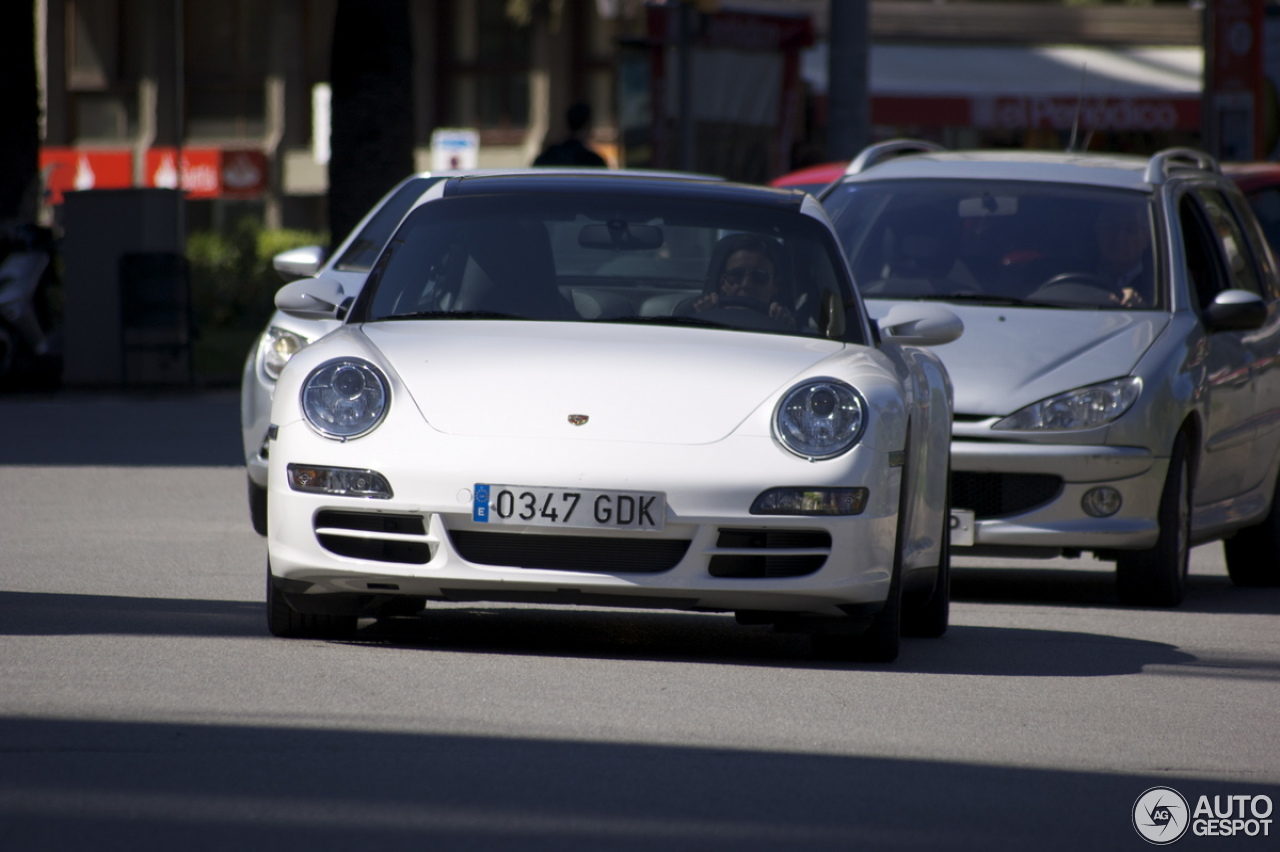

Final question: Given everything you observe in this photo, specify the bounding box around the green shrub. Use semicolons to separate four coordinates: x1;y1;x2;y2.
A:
187;219;326;334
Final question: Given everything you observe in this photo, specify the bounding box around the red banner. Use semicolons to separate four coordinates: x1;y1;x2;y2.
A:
144;148;268;199
38;148;133;205
38;146;268;204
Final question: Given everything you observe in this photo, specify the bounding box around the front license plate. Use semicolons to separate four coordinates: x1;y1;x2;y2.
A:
473;484;666;531
950;509;975;547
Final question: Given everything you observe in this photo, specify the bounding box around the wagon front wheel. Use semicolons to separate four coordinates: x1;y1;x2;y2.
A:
1116;435;1190;607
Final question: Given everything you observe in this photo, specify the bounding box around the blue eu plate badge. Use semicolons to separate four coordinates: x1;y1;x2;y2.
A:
473;484;491;523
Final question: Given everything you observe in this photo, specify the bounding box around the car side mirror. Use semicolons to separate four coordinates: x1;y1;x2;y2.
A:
1204;289;1268;333
276;276;346;320
876;303;964;346
273;245;327;282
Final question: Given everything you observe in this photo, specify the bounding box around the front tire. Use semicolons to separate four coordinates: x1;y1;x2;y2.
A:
266;562;358;638
811;445;913;663
811;564;902;663
1116;434;1191;607
902;482;950;638
248;477;268;536
1223;467;1280;587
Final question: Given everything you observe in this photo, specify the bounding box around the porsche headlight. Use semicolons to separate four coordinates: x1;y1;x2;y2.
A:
774;379;866;460
301;358;389;439
994;377;1141;431
262;326;308;380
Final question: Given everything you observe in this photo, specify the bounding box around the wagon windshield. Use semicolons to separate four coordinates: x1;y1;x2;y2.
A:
823;180;1160;310
350;192;864;344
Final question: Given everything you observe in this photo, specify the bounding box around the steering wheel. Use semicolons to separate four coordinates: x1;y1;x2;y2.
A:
1029;272;1118;307
716;295;772;314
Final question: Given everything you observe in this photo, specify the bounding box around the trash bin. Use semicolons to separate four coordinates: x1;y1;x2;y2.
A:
61;188;184;386
119;251;192;385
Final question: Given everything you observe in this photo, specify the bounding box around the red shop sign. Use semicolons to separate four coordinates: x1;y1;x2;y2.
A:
38;148;134;205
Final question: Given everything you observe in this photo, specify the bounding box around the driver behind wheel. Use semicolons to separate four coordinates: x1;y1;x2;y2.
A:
1094;203;1152;308
691;233;795;327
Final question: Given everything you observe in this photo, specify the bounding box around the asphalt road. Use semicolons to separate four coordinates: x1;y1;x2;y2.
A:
1;388;1278;851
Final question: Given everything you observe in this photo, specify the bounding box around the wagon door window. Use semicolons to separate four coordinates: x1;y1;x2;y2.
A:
1178;193;1231;313
1193;189;1263;298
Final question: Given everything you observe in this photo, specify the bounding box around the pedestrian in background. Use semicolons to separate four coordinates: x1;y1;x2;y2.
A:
533;103;607;167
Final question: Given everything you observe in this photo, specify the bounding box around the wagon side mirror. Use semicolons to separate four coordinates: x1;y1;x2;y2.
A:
1204;289;1268;333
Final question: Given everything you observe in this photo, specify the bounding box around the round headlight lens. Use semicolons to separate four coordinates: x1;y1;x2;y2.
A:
301;359;389;439
775;380;866;459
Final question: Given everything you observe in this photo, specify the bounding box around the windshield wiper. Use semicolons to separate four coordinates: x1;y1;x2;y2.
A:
597;314;735;329
379;310;525;321
927;293;1066;308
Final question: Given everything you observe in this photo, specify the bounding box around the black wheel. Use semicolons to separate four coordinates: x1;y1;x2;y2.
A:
248;477;268;536
811;558;902;663
811;444;912;663
1116;434;1191;607
0;322;16;385
1223;469;1280;587
266;562;357;638
902;478;951;638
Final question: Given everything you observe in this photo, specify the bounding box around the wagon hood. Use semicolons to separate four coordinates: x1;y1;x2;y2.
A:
867;301;1169;416
360;322;845;443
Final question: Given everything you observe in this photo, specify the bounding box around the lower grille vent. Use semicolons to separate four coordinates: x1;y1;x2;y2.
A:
709;529;831;578
951;472;1062;519
448;530;689;574
314;510;431;564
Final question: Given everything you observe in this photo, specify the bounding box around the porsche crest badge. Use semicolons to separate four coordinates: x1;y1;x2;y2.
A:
568;414;589;426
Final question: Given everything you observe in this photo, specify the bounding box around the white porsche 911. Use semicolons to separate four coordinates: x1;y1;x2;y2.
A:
265;172;961;662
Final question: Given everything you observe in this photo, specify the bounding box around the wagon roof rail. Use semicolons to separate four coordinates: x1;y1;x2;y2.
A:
1145;148;1220;185
845;139;947;175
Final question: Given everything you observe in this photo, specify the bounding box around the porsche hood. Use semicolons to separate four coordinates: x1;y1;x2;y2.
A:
360;321;845;443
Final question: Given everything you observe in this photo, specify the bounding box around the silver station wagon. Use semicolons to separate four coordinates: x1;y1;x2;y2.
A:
821;141;1280;606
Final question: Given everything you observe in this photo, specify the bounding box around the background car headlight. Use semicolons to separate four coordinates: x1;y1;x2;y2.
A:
301;358;389;439
994;377;1141;431
774;379;866;459
262;326;308;380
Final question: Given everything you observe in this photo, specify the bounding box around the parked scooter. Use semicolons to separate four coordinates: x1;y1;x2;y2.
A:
0;222;61;389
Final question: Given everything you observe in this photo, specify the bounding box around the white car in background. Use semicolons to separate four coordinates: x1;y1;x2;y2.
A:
241;172;450;535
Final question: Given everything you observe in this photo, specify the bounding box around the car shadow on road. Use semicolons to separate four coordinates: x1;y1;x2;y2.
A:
951;564;1280;616
6;588;1267;680
0;389;243;466
0;591;263;638
351;604;1202;678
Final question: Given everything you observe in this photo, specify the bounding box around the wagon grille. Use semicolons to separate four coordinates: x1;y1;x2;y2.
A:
708;529;831;578
314;510;432;564
448;530;690;574
951;472;1062;519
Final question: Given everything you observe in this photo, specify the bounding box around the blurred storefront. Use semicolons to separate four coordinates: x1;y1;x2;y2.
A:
36;1;1216;232
37;0;619;234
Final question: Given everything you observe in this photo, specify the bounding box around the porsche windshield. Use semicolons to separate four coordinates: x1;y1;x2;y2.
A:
350;193;864;343
823;180;1160;310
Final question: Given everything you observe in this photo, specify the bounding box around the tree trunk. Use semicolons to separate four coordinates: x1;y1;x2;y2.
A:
327;0;415;247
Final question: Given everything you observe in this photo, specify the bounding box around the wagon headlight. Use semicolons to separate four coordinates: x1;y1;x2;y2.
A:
262;326;308;380
994;377;1141;432
301;358;389;439
774;379;866;460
